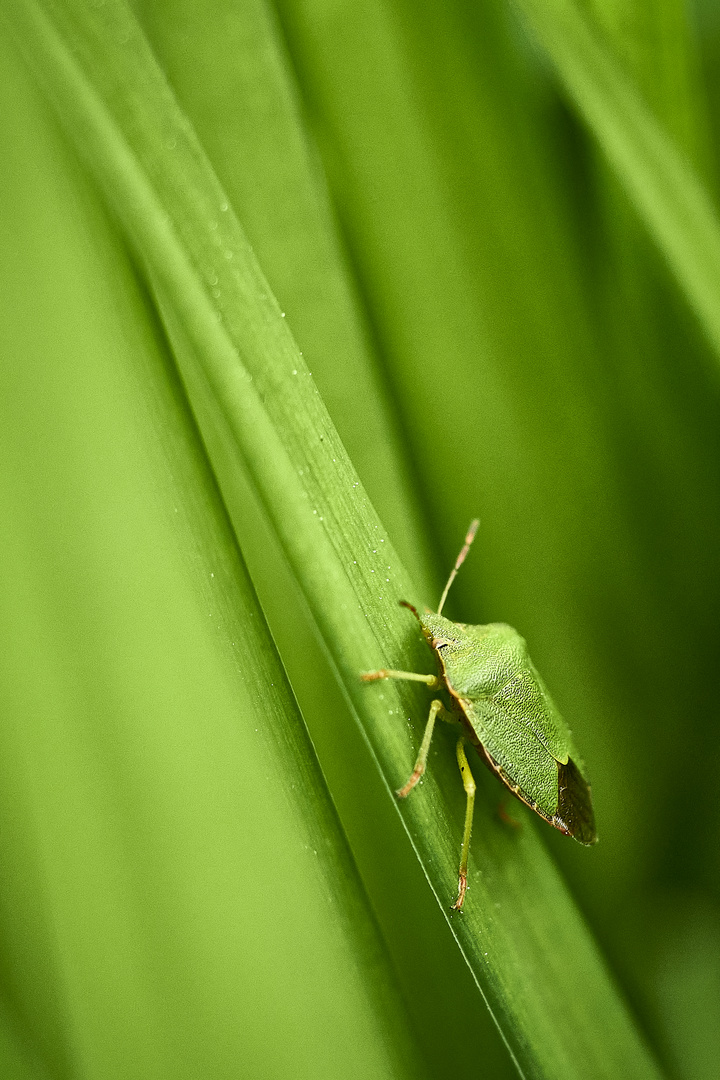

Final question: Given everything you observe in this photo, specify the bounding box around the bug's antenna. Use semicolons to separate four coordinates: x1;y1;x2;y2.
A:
437;519;480;615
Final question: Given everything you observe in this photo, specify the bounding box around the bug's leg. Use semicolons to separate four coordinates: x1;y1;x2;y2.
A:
361;669;438;687
396;698;445;798
451;738;476;911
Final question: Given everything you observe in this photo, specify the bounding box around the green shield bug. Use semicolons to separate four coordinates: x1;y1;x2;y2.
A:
362;520;596;910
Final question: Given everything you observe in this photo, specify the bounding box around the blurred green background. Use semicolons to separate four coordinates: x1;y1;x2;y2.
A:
2;0;720;1077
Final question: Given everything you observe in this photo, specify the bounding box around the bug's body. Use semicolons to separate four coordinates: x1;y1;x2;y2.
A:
362;520;596;910
417;610;596;846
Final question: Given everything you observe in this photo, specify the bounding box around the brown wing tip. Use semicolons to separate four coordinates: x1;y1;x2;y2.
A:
554;758;597;845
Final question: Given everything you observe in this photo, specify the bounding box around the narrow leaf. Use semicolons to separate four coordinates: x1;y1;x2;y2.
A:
513;0;720;368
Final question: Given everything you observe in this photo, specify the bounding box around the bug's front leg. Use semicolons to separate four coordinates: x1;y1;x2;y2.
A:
360;668;438;687
451;738;476;912
396;698;446;798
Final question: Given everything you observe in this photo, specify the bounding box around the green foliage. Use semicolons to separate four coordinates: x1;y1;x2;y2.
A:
1;0;719;1078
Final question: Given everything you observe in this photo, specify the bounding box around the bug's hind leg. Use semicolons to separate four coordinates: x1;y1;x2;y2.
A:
396;698;446;798
451;738;476;911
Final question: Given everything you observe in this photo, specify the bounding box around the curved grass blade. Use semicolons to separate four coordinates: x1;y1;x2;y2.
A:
513;0;720;369
0;25;426;1080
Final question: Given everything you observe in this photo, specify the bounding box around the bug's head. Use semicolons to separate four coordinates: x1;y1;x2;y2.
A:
417;609;467;647
400;601;465;649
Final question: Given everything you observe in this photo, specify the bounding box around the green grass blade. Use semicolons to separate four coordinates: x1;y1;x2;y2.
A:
513;0;720;366
137;0;435;590
133;7;511;1075
5;1;665;1077
0;23;425;1080
581;0;712;171
0;1002;52;1080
